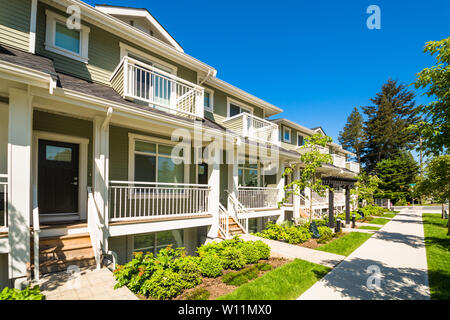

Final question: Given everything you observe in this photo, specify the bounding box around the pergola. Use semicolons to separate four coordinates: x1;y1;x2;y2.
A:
321;176;357;228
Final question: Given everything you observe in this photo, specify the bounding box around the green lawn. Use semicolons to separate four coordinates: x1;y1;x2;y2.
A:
316;232;373;256
422;213;450;300
383;213;396;218
368;217;391;225
358;226;381;230
217;259;330;300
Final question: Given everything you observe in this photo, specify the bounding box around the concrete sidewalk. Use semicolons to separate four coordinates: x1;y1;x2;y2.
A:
298;208;430;300
241;234;345;268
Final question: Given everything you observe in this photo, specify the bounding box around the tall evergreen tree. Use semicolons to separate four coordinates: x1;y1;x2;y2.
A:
338;107;364;162
362;78;420;173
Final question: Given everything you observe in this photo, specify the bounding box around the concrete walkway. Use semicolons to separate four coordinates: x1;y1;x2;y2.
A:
39;267;138;300
298;208;430;300
241;234;345;268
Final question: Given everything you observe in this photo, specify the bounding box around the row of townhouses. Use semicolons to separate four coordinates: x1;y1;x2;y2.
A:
0;0;360;288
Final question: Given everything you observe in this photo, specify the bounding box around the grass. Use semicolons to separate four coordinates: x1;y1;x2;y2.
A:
217;259;330;300
358;226;381;230
422;213;450;300
368;217;391;225
383;213;397;218
222;263;272;286
185;288;211;300
316;232;373;256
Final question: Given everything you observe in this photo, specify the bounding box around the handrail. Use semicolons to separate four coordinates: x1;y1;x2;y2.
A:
238;186;278;190
218;203;230;239
110;180;211;188
227;193;248;233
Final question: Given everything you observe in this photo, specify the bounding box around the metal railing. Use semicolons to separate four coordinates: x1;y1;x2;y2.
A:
218;203;230;239
238;186;278;209
227;193;248;234
111;56;205;119
109;181;210;222
222;112;280;145
0;174;7;230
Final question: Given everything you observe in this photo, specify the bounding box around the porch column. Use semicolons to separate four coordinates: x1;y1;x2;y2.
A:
328;188;335;228
93;114;110;253
207;162;220;239
276;161;285;223
8;88;33;288
345;186;351;225
293;166;301;220
227;150;238;215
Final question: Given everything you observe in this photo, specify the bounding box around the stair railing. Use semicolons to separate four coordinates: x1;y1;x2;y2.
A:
87;187;102;270
227;193;248;234
218;203;230;239
32;184;40;282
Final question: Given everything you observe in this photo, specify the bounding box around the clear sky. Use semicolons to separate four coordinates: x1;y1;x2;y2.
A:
86;0;449;143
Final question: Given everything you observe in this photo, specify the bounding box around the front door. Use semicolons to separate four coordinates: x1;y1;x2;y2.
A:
38;140;79;214
197;163;208;185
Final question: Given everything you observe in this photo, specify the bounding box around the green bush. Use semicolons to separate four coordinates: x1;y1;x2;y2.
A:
141;269;184;300
317;226;333;243
256;262;273;271
185;287;210;300
241;242;260;264
222;265;260;286
0;286;44;300
177;256;202;289
199;254;224;278
222;247;247;270
284;227;311;244
253;241;271;260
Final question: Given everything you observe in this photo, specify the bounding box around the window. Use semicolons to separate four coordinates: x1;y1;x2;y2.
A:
283;127;291;143
133;229;184;255
45;10;90;63
227;98;253;118
45;146;72;162
297;133;304;147
132;137;185;183
238;159;259;187
203;88;214;112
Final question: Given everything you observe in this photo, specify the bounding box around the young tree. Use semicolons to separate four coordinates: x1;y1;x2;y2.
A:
375;151;419;203
412;37;450;156
280;133;332;223
338;107;364;162
416;155;450;234
362;78;420;173
352;172;381;207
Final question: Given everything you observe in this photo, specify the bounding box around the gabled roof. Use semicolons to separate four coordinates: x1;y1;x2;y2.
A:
311;126;326;136
95;4;184;52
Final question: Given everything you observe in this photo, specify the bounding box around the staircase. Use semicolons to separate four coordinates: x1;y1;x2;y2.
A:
218;200;247;239
32;233;97;275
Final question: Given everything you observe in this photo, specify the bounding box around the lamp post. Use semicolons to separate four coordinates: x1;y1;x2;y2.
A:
352;214;356;228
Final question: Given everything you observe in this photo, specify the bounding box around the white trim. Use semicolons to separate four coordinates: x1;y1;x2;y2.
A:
128;133;189;183
32;131;89;221
95;5;184;53
283;126;291;143
29;0;38;53
45;9;90;64
203;87;214;113
226;97;254;118
119;42;177;75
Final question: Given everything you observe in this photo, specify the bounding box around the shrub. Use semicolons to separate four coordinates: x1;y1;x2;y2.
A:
141;269;184;300
177;256;202;289
185;287;210;300
222;266;260;286
0;286;44;300
196;241;223;257
199;254;224;278
317;226;333;243
222;247;247;270
241;242;261;264
253;241;270;260
256;262;272;271
284;227;311;244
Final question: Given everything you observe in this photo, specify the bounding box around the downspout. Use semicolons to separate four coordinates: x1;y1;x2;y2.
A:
198;70;213;86
102;107;113;129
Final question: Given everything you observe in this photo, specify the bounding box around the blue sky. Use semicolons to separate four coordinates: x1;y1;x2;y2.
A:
87;0;449;143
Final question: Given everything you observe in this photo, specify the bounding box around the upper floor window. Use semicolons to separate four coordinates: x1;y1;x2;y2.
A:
283;127;291;143
227;98;253;118
204;88;214;112
297;133;304;147
45;10;90;63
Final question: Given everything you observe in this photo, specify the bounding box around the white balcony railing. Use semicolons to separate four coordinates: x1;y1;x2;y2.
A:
332;154;346;168
222;113;280;145
0;174;7;231
238;186;278;209
346;161;360;173
111;56;205;119
297;145;329;154
109;181;210;222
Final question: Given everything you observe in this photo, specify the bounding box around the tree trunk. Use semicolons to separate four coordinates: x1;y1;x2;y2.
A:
442;203;445;219
447;199;450;236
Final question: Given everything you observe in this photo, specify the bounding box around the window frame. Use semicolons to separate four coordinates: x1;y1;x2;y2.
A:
226;97;254;118
45;10;90;63
283;126;291;143
297;133;304;147
203;88;214;112
128;133;189;183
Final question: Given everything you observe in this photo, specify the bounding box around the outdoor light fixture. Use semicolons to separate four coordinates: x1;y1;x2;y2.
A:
352;214;356;228
336;218;341;233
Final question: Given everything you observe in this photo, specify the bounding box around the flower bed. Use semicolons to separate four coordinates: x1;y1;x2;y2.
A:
113;236;272;300
0;285;44;300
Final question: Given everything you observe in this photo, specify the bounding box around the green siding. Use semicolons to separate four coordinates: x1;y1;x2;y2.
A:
0;0;31;51
35;3;197;86
33;110;93;186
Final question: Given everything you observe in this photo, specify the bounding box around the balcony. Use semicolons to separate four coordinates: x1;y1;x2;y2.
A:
110;56;205;119
222;113;280;145
237;186;278;209
297;145;329;154
108;181;210;222
346;161;360;173
332;154;346;168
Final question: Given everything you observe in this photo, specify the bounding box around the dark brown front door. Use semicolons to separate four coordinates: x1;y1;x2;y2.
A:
38;140;79;214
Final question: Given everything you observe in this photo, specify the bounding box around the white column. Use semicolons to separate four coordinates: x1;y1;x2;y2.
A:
93;115;110;253
207;162;220;239
293;166;301;219
8;88;33;288
227;149;238;215
276;161;285;223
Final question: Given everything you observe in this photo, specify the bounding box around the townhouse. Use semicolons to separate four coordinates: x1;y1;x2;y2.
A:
0;0;359;288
